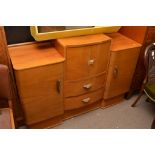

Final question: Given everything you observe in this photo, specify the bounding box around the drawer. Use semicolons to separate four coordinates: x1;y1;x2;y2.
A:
64;73;106;97
64;88;104;110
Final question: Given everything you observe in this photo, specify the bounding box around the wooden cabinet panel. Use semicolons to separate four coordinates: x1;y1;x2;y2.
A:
89;42;111;75
65;88;104;110
64;73;106;97
15;63;64;125
22;93;63;125
65;46;90;80
15;64;63;98
104;48;140;99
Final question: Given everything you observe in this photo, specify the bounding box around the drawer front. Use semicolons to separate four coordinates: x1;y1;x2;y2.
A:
64;73;106;97
64;88;104;110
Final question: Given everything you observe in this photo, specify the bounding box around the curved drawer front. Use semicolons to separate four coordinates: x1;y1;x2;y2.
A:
64;73;106;97
64;88;104;110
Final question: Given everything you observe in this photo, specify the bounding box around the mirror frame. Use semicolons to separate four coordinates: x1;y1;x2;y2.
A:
30;26;121;41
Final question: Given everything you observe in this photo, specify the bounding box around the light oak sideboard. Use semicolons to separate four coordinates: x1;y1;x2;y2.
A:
8;33;141;128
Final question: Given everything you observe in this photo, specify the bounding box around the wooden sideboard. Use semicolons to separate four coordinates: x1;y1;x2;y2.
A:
8;33;141;128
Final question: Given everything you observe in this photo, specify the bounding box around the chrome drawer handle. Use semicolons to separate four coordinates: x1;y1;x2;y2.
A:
82;97;90;103
88;59;95;65
83;83;92;90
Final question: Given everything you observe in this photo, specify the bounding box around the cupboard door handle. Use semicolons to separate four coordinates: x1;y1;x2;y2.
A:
56;80;61;94
113;66;118;78
82;97;90;103
83;83;92;90
88;59;95;65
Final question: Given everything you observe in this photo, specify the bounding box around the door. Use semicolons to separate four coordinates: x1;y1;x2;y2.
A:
89;42;111;75
65;46;90;80
15;63;64;125
104;48;140;99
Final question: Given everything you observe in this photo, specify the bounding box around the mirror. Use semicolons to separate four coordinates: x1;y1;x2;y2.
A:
30;26;121;41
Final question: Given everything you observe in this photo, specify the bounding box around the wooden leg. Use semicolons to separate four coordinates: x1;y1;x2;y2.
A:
131;92;143;107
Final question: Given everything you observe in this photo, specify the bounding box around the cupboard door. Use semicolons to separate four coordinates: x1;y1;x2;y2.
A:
89;42;111;75
104;48;140;99
65;46;90;80
15;64;64;125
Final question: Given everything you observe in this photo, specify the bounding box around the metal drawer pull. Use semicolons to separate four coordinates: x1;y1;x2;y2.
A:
88;59;95;65
56;80;61;94
83;83;92;89
113;66;118;78
82;97;90;103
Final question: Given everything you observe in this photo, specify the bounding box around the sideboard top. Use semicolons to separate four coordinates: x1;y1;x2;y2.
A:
107;33;142;51
56;34;111;47
9;42;65;70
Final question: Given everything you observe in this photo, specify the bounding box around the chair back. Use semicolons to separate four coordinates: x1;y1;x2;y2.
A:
0;64;11;100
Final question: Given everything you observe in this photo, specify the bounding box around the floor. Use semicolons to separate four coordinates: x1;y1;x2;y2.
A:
54;95;155;129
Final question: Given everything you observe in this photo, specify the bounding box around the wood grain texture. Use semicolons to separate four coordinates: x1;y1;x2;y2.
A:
64;100;101;120
101;94;124;108
119;26;147;44
64;88;104;110
9;42;65;70
28;115;63;129
65;40;111;80
104;33;141;99
56;34;111;47
104;47;140;99
107;33;141;51
65;46;90;80
64;73;106;97
89;42;111;75
15;63;64;125
55;34;111;117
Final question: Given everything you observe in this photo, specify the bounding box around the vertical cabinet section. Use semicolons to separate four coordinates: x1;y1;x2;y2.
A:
15;64;64;125
9;42;65;128
56;34;111;113
104;33;141;100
